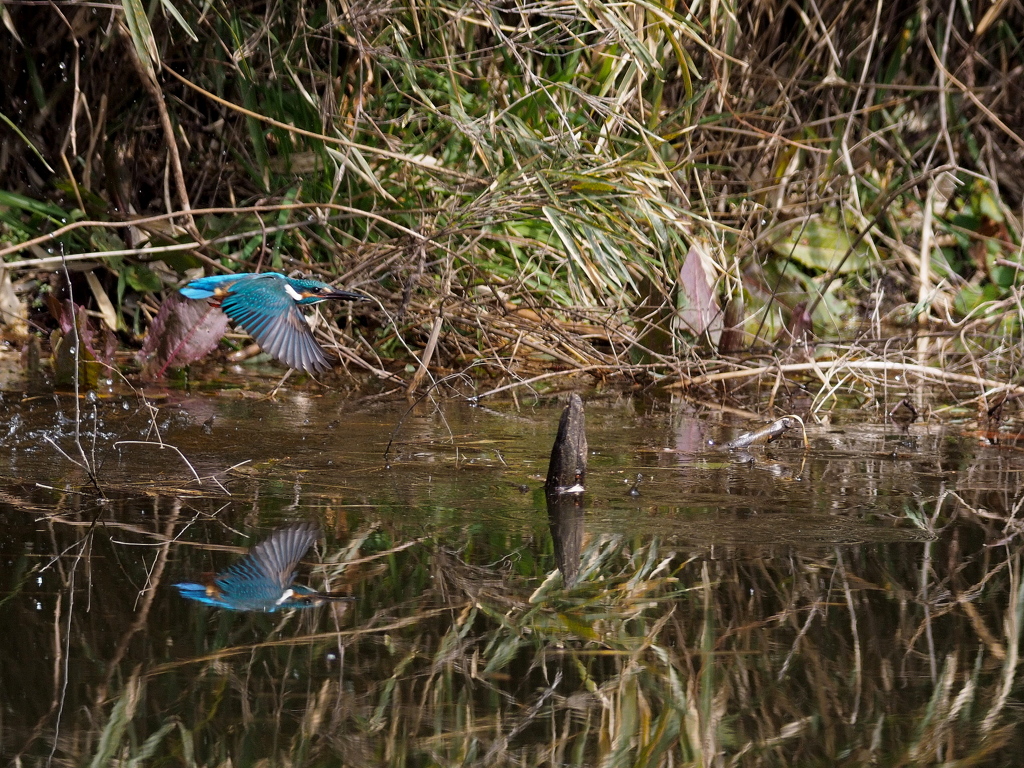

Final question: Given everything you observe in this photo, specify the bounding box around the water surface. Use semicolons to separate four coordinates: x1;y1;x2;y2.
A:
0;390;1019;765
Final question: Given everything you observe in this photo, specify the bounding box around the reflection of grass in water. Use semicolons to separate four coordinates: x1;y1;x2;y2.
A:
7;407;1021;767
65;501;1022;767
4;453;1019;765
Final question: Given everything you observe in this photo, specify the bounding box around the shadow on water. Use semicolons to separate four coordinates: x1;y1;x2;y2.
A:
1;389;1022;765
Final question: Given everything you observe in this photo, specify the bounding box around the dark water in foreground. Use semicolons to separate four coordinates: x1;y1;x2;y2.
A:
0;389;1021;766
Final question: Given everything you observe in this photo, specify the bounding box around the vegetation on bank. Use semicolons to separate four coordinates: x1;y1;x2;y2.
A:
1;0;1023;400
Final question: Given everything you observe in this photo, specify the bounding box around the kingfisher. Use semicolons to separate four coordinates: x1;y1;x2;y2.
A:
180;272;369;373
174;523;351;612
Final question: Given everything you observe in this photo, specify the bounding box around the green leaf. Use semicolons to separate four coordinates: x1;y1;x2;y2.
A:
953;282;1000;316
158;0;197;41
0;111;54;173
0;189;66;218
558;612;601;641
89;229;126;252
122;0;159;82
124;265;164;292
89;676;141;768
771;216;871;274
977;188;1003;222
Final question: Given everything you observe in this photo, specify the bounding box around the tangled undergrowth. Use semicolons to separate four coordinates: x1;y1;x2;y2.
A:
1;0;1023;412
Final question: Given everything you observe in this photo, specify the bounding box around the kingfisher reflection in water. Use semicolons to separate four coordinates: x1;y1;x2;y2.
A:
174;523;351;612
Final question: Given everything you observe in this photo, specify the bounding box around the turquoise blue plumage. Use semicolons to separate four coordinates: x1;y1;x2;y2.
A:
174;524;349;612
180;272;367;373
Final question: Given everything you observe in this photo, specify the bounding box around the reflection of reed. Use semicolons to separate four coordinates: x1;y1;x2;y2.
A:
190;534;997;763
7;467;1024;765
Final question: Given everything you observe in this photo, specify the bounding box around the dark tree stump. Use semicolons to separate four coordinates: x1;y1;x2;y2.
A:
545;393;587;492
545;394;587;586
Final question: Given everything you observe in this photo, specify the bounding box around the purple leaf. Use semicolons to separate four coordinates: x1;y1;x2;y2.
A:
50;298;117;363
137;292;229;379
47;298;117;388
678;246;722;341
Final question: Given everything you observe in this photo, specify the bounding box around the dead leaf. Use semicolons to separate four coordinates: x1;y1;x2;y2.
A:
137;292;229;379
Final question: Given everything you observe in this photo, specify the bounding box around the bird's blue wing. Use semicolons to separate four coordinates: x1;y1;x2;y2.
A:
218;276;332;373
214;523;318;604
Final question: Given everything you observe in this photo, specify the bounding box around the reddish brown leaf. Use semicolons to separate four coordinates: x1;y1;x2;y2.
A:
678;245;721;341
137;292;229;379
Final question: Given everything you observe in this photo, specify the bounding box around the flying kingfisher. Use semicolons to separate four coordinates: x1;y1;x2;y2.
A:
174;523;351;612
180;272;369;373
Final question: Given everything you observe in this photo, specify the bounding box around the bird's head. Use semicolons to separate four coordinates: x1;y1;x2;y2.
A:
288;279;370;306
276;584;354;609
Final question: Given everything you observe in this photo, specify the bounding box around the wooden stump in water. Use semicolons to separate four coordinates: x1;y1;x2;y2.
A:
545;393;587;586
545;393;587;492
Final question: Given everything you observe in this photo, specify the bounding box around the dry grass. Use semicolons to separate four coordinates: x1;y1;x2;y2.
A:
0;0;1022;410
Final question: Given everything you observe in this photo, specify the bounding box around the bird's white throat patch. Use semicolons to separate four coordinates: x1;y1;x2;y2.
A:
283;283;305;302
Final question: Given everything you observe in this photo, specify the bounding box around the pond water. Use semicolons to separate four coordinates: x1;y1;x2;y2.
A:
0;386;1021;765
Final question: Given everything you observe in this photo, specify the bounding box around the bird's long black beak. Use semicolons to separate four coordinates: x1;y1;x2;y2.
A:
313;591;356;603
325;288;371;302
